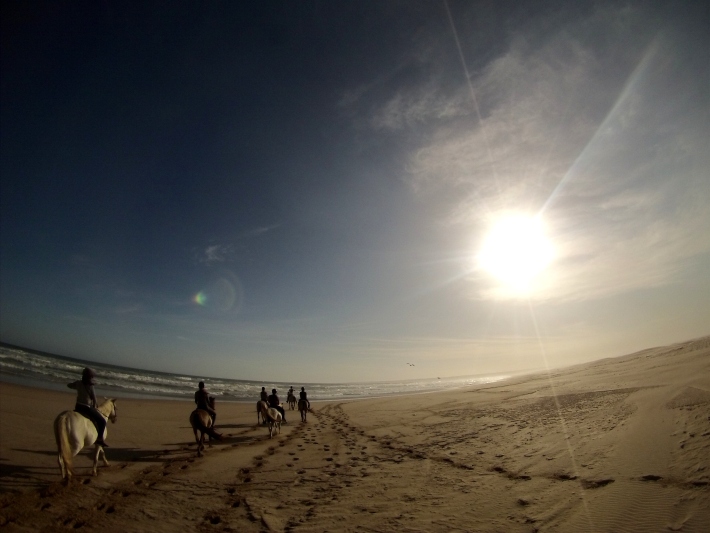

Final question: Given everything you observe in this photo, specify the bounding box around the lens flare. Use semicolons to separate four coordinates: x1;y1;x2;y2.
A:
192;272;243;312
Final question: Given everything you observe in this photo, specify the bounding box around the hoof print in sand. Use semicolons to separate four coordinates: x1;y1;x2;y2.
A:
553;473;577;481
204;513;221;525
581;478;614;489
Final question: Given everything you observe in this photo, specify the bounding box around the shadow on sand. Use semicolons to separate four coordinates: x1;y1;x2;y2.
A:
1;432;267;492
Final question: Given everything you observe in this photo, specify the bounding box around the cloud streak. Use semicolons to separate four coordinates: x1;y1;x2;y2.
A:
195;224;280;265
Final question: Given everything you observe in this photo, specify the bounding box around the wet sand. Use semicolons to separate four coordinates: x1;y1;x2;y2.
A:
1;337;709;532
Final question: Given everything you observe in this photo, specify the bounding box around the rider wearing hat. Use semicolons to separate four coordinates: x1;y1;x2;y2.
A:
67;368;109;447
267;388;286;423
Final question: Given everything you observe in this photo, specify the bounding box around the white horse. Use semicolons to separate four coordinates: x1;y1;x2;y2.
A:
265;407;282;438
53;398;117;482
260;402;282;438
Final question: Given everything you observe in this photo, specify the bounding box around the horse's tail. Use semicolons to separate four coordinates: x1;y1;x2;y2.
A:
53;412;73;477
204;425;223;441
266;408;281;423
193;414;223;440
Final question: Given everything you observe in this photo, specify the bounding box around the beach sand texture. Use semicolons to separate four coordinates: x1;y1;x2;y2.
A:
1;337;709;532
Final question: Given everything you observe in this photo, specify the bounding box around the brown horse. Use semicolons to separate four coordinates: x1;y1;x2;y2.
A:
298;399;309;422
190;397;222;456
287;392;297;410
257;400;269;425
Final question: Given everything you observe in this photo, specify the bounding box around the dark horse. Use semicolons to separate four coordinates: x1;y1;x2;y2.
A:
298;399;309;422
190;397;222;456
287;391;297;410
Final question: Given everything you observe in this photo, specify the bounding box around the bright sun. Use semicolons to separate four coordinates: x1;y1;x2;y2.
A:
477;214;554;294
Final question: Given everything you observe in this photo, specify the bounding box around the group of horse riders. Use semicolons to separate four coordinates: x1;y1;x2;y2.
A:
68;367;312;442
260;385;311;424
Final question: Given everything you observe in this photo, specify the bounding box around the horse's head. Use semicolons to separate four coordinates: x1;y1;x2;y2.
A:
99;398;118;424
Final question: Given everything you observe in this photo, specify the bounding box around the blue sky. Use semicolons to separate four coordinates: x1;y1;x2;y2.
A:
1;1;708;383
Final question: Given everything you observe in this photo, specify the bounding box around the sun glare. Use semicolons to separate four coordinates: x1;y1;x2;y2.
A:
477;214;554;294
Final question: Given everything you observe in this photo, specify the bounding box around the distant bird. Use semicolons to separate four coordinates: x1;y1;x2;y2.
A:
407;363;415;366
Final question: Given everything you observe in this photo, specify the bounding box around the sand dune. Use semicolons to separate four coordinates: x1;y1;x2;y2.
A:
1;337;709;532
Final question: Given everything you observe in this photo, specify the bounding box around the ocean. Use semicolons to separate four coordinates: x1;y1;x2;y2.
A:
0;344;509;403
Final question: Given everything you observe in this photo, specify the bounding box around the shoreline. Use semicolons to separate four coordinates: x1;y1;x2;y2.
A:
0;361;517;403
0;372;513;407
2;337;709;531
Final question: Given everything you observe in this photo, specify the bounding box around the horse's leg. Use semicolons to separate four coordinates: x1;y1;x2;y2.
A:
99;445;110;467
92;445;102;476
197;432;204;456
57;453;66;480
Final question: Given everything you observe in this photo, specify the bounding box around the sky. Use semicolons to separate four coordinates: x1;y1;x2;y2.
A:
1;1;708;383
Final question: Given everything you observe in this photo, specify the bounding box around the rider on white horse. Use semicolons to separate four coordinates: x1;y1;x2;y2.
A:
67;368;109;447
267;388;287;424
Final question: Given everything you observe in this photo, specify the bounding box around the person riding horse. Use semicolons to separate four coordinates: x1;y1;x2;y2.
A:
267;388;287;423
299;386;311;409
67;367;109;447
195;381;217;426
287;386;297;408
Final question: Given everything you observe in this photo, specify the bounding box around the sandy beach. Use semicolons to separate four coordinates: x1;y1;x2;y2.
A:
1;337;709;532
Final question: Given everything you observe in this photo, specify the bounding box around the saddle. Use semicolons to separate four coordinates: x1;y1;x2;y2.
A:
74;404;94;418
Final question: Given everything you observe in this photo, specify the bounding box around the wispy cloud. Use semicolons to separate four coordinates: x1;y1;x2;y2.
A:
197;244;234;265
356;5;709;302
195;224;280;265
237;224;281;240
